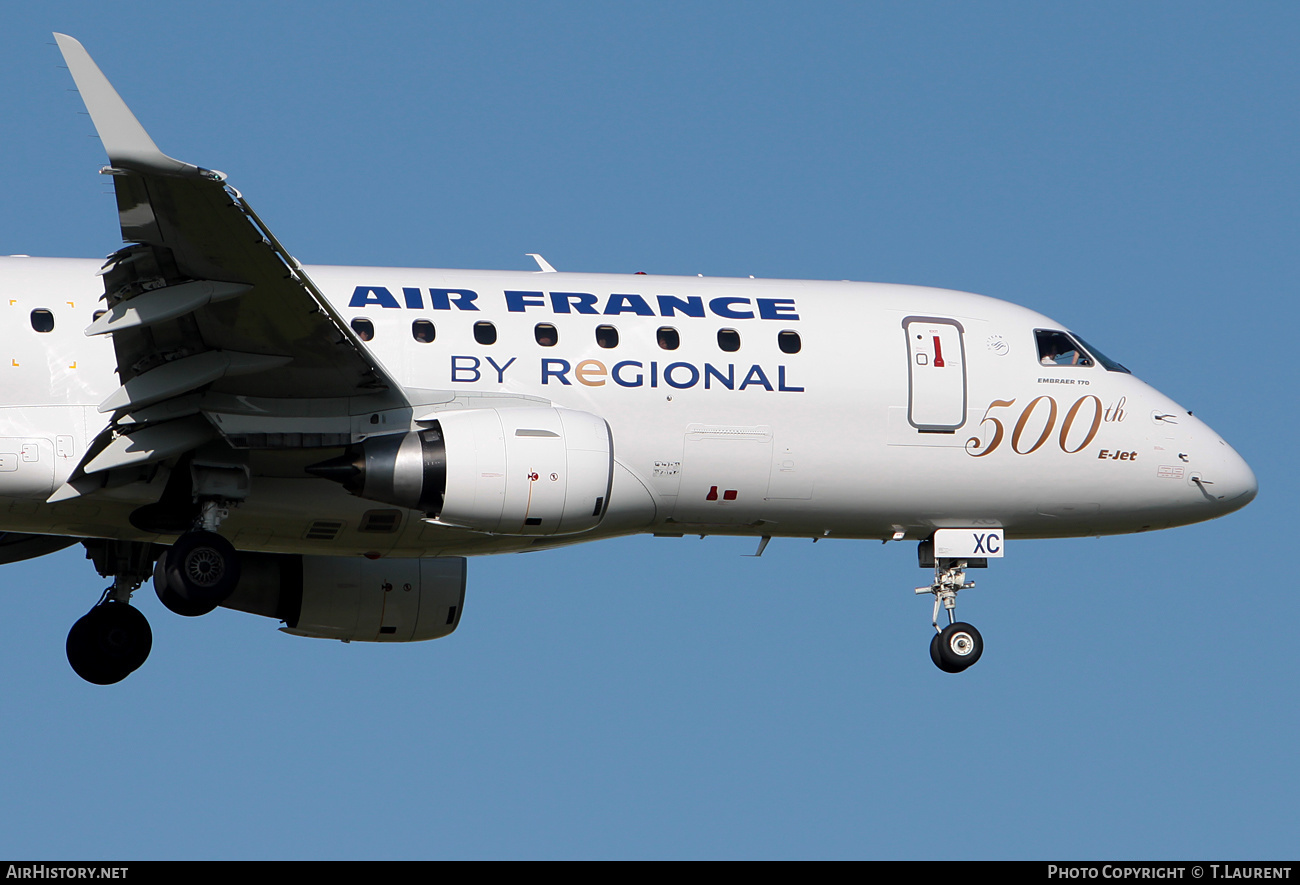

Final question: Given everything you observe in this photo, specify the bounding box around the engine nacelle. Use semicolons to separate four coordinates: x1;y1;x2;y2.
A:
219;553;466;642
309;407;614;536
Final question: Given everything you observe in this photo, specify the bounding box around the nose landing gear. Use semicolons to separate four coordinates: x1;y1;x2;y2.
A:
916;557;984;673
929;621;984;673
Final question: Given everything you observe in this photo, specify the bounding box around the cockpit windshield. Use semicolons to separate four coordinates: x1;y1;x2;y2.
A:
1034;329;1131;374
1035;330;1092;367
1071;334;1131;374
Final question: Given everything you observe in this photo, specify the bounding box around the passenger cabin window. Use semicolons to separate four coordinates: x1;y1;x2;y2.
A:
535;323;558;346
411;320;435;343
1035;329;1091;367
778;330;801;354
717;329;740;352
595;325;619;349
350;318;374;341
30;309;54;333
657;327;680;350
474;321;497;345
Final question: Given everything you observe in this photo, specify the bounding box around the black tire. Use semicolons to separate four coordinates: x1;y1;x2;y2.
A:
930;631;964;673
163;531;241;607
936;621;983;671
153;555;218;617
66;602;153;685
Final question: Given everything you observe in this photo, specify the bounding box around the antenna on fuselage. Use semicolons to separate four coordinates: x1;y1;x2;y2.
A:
526;253;557;273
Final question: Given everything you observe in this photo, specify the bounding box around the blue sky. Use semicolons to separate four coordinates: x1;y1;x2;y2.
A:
0;1;1295;859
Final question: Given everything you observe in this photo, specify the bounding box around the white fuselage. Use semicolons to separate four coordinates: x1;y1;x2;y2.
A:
0;256;1257;557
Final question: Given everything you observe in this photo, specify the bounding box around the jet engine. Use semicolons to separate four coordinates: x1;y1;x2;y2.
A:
309;407;613;536
219;553;466;642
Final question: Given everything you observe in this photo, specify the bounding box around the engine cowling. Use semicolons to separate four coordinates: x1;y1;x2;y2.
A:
219;553;466;642
309;407;614;536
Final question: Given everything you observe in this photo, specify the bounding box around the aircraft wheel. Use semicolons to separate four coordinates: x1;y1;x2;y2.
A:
66;602;153;685
935;622;983;672
153;557;217;617
163;531;240;607
930;631;964;673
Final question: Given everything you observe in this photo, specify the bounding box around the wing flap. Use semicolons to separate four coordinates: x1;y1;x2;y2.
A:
98;351;293;414
86;280;250;336
83;417;217;475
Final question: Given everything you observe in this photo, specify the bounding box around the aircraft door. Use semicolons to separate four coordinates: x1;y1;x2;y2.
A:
903;317;967;432
673;424;773;525
0;438;55;498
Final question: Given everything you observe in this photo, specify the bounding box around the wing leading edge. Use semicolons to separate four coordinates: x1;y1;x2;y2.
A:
52;35;425;502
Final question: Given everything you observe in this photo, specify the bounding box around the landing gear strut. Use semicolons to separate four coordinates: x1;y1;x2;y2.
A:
916;557;984;673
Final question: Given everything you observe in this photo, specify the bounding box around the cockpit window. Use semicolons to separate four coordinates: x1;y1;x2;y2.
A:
1071;334;1131;374
1035;330;1092;367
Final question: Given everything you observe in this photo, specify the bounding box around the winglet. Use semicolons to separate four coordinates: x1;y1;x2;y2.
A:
53;33;206;177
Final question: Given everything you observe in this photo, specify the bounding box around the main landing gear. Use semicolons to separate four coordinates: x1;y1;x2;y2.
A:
916;557;985;673
67;500;243;684
67;540;156;685
66;593;154;686
150;497;241;619
153;529;240;617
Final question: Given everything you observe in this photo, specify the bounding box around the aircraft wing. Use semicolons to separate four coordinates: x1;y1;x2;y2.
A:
52;35;417;498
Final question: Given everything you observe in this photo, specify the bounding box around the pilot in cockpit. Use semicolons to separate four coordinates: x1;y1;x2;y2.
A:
1036;330;1089;367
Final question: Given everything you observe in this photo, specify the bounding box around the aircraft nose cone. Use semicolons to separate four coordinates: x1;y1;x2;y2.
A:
1207;439;1257;513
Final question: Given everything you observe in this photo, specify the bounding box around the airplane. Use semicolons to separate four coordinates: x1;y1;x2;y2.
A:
0;34;1256;684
